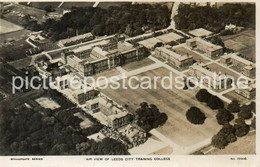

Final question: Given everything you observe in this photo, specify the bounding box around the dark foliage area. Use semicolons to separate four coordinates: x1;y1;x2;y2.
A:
135;102;168;132
195;89;224;110
0;91;128;155
195;89;211;103
238;104;253;119
207;95;224;110
216;108;234;125
174;3;255;32
251;117;255;129
234;122;250;137
211;124;236;149
227;100;240;113
32;4;171;41
186;107;206;125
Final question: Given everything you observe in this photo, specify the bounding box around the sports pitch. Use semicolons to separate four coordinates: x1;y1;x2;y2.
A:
0;19;23;34
101;67;222;147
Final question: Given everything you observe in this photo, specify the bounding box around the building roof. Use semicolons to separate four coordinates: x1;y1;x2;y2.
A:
156;47;192;61
59;32;93;45
190;63;226;80
189;28;213;37
138;37;162;49
92;46;109;57
72;45;92;54
222;53;255;67
188;37;223;51
156;32;183;43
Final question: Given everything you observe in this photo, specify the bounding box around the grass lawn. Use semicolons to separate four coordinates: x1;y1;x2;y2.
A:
0;29;30;43
122;57;155;71
101;67;222;147
0;18;23;34
0;39;32;62
173;46;210;64
221;29;255;62
209;131;255;155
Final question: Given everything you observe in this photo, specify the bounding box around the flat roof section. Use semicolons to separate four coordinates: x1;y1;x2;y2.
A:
189;28;213;37
156;32;183;43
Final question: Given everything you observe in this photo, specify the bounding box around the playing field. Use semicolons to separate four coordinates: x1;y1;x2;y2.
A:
221;29;255;62
122;57;155;71
0;19;23;34
101;67;222;147
35;97;61;110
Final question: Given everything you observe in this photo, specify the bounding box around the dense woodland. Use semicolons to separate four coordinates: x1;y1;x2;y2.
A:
0;90;129;155
174;3;255;32
35;4;171;41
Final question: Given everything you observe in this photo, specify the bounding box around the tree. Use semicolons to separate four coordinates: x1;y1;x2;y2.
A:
211;124;237;149
251;117;256;129
238;105;253;119
186;107;206;125
219;124;237;143
136;103;167;132
234;122;250;137
211;133;229;149
44;5;55;12
195;89;211;103
227;100;240;113
207;95;224;110
216;108;234;125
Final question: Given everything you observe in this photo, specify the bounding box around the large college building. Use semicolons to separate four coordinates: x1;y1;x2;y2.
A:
235;82;256;99
155;46;193;68
86;94;131;129
186;37;223;59
61;37;146;77
220;53;256;78
188;63;231;89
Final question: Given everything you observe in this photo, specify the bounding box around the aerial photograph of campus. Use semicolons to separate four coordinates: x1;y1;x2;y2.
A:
0;1;256;155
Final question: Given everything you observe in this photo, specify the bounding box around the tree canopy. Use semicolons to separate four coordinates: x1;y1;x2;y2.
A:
207;95;224;110
216;108;234;125
186;107;206;124
195;89;211;103
135;103;168;132
227;100;240;113
39;4;171;41
174;3;255;32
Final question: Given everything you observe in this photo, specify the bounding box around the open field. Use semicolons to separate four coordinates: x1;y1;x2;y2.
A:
223;90;253;105
209;131;255;155
0;29;30;43
101;67;222;147
173;46;210;64
122;58;155;71
3;4;46;24
221;29;255;62
0;18;23;34
35;97;61;110
0;39;33;62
